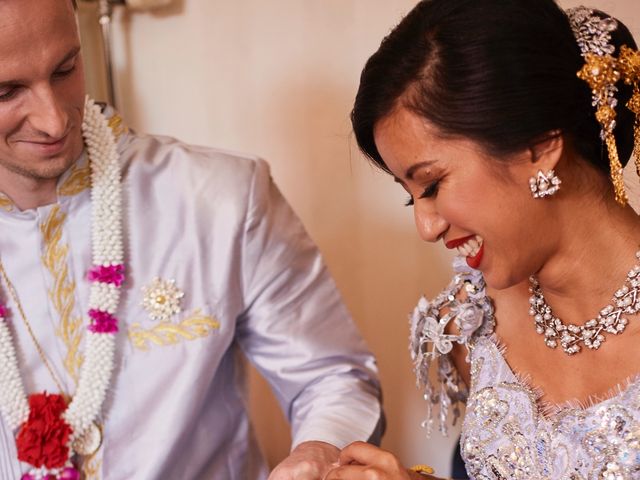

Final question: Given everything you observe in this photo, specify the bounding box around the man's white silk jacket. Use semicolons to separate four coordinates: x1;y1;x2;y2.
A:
0;113;382;480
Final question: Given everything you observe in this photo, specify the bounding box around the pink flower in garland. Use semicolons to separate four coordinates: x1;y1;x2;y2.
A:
87;264;125;287
0;303;7;319
16;393;72;469
88;309;119;333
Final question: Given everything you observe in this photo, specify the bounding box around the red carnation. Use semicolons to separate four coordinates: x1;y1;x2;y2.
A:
16;393;73;469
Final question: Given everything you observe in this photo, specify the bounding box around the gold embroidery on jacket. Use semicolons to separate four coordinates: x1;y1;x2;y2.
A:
58;162;91;197
81;453;102;480
108;113;128;140
129;309;220;351
41;205;83;383
0;192;13;212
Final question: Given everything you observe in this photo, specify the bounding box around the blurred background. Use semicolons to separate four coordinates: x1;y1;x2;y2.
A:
77;1;640;476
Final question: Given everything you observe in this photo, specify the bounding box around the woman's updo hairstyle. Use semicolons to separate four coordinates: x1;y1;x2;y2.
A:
351;0;637;176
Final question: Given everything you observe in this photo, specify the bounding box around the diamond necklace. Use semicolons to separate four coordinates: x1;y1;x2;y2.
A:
528;250;640;355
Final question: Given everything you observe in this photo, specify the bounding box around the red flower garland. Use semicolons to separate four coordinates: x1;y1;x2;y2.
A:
16;393;73;469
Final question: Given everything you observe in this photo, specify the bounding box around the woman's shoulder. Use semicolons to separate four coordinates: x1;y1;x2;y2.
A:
410;257;494;356
409;257;495;436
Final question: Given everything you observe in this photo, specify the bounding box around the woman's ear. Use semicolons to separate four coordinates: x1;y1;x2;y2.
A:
528;130;564;170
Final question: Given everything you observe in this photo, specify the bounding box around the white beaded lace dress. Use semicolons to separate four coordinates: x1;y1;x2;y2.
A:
411;258;640;479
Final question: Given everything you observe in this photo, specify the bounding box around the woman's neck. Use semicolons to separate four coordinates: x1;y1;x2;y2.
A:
533;194;640;325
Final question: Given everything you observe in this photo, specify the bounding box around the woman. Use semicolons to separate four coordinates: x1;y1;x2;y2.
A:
327;0;640;478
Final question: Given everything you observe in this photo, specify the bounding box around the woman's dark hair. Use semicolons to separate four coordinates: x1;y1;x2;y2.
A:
351;0;637;176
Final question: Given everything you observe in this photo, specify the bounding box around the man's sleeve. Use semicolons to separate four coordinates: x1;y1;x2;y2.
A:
235;158;383;449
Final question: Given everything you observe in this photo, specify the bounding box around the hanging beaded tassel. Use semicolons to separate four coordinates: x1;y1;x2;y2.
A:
619;46;640;177
577;53;627;204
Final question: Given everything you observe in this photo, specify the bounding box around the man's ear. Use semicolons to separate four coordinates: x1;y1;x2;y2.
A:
528;130;564;170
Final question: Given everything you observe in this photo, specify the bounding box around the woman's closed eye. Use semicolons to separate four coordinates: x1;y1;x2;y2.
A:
404;181;440;206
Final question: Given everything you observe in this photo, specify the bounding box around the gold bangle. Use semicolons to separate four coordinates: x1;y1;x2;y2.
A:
409;464;435;476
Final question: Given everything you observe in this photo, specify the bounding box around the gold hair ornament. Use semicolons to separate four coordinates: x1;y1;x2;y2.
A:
569;7;640;205
619;45;640;177
577;54;626;203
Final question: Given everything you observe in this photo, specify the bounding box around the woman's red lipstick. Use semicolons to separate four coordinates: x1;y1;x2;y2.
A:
445;235;484;269
466;243;484;269
445;235;476;249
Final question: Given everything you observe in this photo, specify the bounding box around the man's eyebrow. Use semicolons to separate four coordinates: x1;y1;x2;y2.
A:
0;46;81;89
54;46;82;70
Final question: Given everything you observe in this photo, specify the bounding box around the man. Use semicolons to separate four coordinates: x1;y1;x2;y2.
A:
0;1;382;478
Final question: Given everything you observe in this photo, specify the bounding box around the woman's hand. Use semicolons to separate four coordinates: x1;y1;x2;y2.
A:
323;441;432;480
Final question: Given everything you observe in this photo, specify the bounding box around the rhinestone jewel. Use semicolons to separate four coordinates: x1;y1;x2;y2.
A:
528;249;640;355
141;277;185;322
529;169;561;198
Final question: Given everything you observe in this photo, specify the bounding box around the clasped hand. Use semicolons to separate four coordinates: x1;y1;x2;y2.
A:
324;442;430;480
270;441;435;480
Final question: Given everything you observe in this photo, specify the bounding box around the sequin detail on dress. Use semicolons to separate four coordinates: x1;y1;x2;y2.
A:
411;258;640;479
461;337;640;479
410;257;494;436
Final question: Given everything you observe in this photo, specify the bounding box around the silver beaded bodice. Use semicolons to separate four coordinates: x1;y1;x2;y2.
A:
411;258;640;479
462;336;640;479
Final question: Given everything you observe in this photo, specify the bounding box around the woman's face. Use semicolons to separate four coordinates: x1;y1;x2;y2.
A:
373;106;558;290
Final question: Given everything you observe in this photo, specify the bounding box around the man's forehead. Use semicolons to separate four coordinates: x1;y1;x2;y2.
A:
0;0;79;77
0;0;76;30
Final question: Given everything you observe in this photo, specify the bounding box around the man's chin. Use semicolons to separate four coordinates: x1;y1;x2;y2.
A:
25;142;83;179
33;158;78;181
0;154;79;184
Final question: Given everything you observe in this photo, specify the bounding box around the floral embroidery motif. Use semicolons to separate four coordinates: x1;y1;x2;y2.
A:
58;162;91;197
141;278;184;322
82;455;102;480
41;205;84;384
107;114;128;141
0;192;13;212
128;309;220;351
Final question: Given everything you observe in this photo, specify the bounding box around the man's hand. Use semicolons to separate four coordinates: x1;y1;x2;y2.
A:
324;441;434;480
268;440;340;480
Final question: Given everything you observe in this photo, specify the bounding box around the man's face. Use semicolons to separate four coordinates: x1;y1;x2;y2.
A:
0;0;85;187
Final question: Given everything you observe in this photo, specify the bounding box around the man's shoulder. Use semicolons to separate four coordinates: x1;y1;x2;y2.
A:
119;131;268;187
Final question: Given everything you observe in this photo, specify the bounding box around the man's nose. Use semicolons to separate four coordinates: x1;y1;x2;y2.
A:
27;87;69;139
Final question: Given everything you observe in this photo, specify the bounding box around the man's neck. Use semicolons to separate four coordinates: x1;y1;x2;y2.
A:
0;176;58;211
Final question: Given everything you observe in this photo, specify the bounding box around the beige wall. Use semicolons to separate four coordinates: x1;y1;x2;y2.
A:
78;0;640;476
